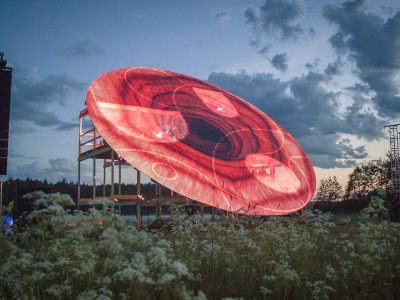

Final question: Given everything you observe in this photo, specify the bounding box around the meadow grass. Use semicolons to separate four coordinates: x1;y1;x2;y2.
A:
1;192;400;299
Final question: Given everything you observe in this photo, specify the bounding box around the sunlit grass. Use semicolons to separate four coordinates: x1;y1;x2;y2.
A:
1;192;400;299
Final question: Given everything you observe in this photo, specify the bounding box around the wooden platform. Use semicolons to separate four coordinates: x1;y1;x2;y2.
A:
79;144;113;161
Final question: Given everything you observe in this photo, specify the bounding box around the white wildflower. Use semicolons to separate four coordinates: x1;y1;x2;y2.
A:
172;260;191;277
325;265;336;280
148;246;168;265
157;272;176;284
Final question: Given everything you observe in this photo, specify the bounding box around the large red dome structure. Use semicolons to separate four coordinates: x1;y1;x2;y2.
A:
86;67;316;215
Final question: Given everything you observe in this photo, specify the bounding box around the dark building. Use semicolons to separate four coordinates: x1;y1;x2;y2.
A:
0;52;12;176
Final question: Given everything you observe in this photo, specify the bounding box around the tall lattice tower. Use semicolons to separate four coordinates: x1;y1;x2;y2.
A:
385;124;400;194
0;52;12;176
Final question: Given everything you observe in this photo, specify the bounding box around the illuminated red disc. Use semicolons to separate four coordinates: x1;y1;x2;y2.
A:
86;68;316;215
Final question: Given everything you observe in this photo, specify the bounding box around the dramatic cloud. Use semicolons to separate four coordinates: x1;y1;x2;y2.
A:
324;58;343;77
245;0;306;44
271;53;289;72
10;158;77;182
323;0;400;118
57;40;103;59
207;70;385;168
11;68;84;132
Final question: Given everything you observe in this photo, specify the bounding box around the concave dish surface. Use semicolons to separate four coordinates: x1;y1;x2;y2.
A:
86;67;316;215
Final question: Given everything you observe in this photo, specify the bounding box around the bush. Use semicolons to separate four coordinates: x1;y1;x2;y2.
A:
361;196;389;221
313;198;370;214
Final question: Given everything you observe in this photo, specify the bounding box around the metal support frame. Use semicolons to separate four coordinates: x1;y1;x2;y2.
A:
385;124;400;194
77;107;210;222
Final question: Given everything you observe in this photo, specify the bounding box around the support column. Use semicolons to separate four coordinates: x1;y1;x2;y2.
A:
111;151;115;212
212;185;215;221
78;114;82;210
117;160;122;215
92;156;96;198
212;207;216;221
158;184;162;198
299;208;305;222
103;159;106;197
136;202;141;229
118;160;122;195
136;169;142;228
77;161;81;209
159;184;163;218
156;183;162;218
136;169;141;194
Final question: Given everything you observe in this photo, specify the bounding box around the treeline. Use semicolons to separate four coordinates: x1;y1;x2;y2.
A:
2;157;398;218
1;177;159;206
314;158;400;219
315;159;391;202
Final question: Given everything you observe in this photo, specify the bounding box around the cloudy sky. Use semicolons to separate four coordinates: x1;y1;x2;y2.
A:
1;0;399;185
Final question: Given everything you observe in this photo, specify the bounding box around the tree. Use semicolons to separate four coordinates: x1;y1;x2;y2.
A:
345;159;390;199
316;176;342;201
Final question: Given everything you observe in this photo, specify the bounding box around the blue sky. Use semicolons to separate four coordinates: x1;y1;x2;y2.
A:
1;0;399;186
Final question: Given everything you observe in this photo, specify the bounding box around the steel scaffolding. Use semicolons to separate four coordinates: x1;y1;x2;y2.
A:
385;124;400;194
77;108;210;226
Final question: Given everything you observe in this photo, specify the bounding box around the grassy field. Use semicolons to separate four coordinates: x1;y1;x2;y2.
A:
1;192;400;299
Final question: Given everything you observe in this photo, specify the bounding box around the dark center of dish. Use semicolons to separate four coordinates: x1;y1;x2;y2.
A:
182;117;237;161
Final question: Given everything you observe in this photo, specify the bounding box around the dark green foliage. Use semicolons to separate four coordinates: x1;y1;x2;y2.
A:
345;159;390;199
316;176;342;201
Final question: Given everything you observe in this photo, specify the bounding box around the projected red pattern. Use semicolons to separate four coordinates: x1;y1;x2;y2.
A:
86;68;316;215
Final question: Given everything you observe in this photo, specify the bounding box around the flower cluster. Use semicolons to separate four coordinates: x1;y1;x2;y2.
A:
1;193;400;299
